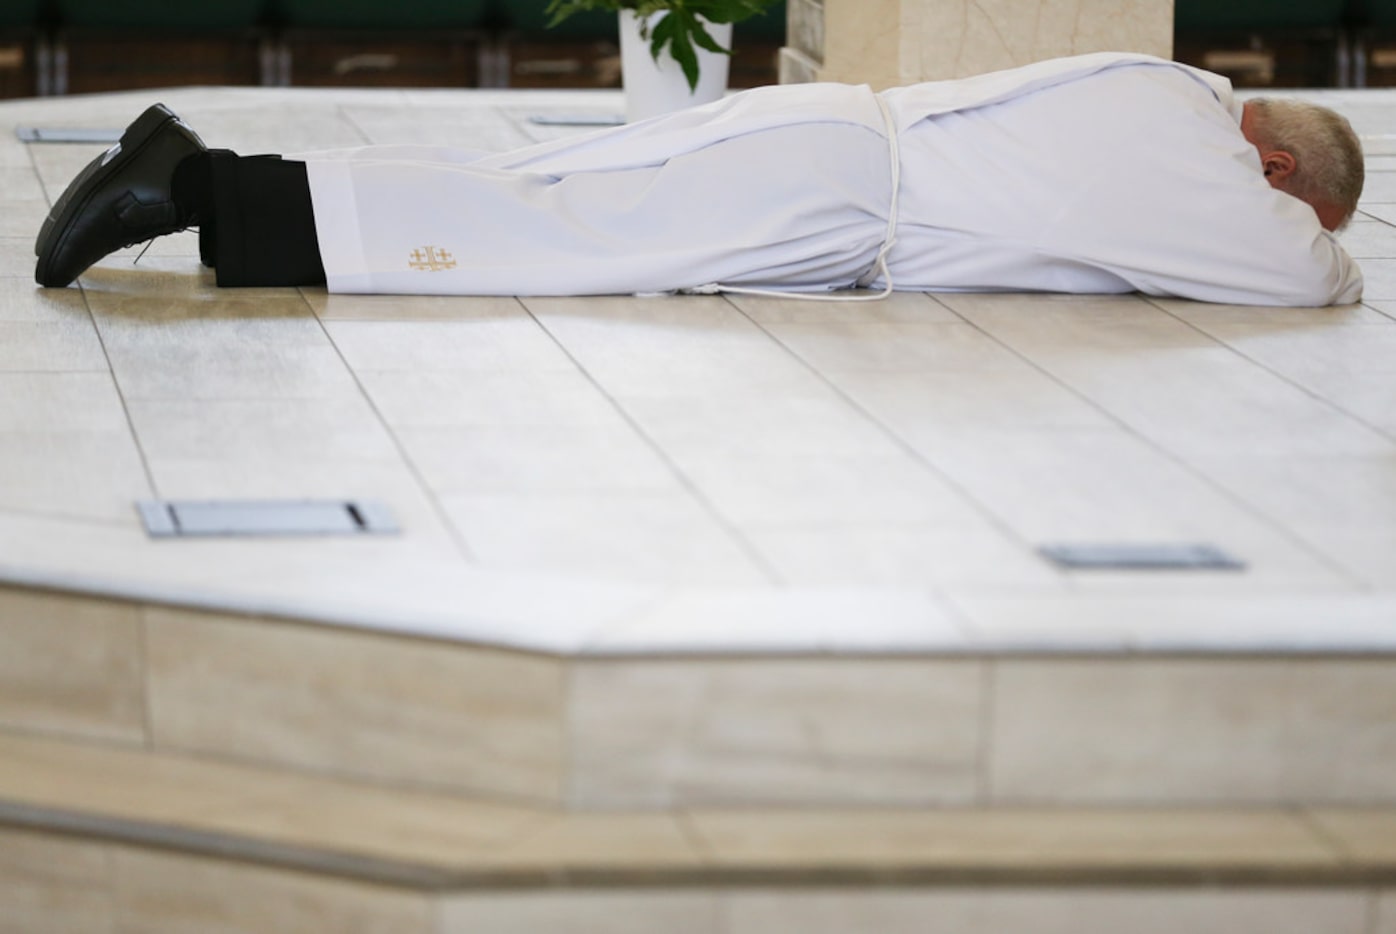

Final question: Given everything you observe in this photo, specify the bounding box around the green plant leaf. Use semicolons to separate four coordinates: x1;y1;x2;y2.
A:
550;0;782;89
667;9;704;91
648;11;677;62
687;18;730;55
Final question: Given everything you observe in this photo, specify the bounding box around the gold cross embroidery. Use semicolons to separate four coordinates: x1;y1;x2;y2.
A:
409;246;457;271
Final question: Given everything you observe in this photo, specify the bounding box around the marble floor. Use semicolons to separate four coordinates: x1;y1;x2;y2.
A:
2;84;1396;655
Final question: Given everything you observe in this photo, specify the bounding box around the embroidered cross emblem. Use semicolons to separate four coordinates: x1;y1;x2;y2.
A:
409;246;457;271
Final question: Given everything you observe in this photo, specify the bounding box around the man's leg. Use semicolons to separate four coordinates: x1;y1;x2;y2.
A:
39;101;890;296
186;152;326;287
305;122;890;296
36;104;326;289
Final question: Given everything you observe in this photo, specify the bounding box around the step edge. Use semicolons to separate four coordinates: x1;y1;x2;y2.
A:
5;799;1396;894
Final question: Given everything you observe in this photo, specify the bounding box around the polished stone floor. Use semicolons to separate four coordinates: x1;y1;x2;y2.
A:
2;84;1395;655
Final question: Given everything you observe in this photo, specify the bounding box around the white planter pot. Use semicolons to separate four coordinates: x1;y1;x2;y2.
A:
619;8;732;122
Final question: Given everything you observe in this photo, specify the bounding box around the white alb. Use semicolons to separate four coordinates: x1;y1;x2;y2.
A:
301;53;1362;306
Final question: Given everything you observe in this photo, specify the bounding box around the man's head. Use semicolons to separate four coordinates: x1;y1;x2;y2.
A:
1240;98;1364;232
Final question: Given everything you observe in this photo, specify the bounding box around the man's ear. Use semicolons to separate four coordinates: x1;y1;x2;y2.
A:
1261;150;1298;183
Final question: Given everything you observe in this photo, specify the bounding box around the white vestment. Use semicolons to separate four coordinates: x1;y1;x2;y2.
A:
302;52;1362;306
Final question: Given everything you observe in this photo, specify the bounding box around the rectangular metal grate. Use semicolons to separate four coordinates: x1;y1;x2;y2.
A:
1038;542;1245;571
137;499;397;538
527;114;624;127
16;127;123;144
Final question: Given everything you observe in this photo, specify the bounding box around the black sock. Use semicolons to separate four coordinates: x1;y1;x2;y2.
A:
170;151;215;222
172;150;225;267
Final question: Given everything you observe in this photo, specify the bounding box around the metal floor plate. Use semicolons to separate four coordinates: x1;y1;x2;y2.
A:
1038;542;1246;571
16;127;123;143
137;500;398;538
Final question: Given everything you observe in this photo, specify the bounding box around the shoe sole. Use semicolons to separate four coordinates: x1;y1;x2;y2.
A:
34;104;180;286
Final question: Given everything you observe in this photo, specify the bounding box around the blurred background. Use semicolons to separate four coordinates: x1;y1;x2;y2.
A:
0;0;785;97
2;0;1396;98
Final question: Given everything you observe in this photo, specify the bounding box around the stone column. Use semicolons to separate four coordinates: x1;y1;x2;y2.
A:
781;0;1174;89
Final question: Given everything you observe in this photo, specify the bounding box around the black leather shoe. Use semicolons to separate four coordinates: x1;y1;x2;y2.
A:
35;103;207;288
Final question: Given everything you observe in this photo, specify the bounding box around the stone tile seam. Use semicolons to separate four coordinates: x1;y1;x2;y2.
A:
297;270;482;566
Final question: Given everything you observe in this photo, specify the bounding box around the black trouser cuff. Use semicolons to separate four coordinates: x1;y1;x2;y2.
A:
207;152;327;288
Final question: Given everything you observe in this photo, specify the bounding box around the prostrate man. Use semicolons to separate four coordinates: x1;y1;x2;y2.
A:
35;52;1364;306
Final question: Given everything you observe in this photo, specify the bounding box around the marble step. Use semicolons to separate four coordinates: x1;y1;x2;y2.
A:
6;581;1396;812
3;730;1396;934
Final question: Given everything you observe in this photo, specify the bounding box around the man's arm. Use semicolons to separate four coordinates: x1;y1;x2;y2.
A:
1126;193;1363;307
1036;67;1364;306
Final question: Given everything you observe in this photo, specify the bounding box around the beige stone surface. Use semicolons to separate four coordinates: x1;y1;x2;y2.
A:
302;290;524;322
686;808;1341;871
143;607;567;802
944;293;1393;461
438;892;722;934
903;0;1174;82
1306;808;1396;865
0;730;327;825
0;372;130;432
0;587;146;743
0;429;151;523
0;827;112;934
110;848;432;934
784;0;824;63
323;313;576;373
0;237;36;277
126;396;401;466
786;0;1173;88
440;491;766;587
1277;662;1396;799
188;782;547;870
0;315;105;372
820;0;900;88
500;813;705;873
722;889;1369;934
85;290;358;404
566;658;983;808
1376;891;1396;934
988;659;1396;803
0;732;692;879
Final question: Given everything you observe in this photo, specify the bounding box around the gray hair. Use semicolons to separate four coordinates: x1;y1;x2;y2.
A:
1247;98;1364;228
